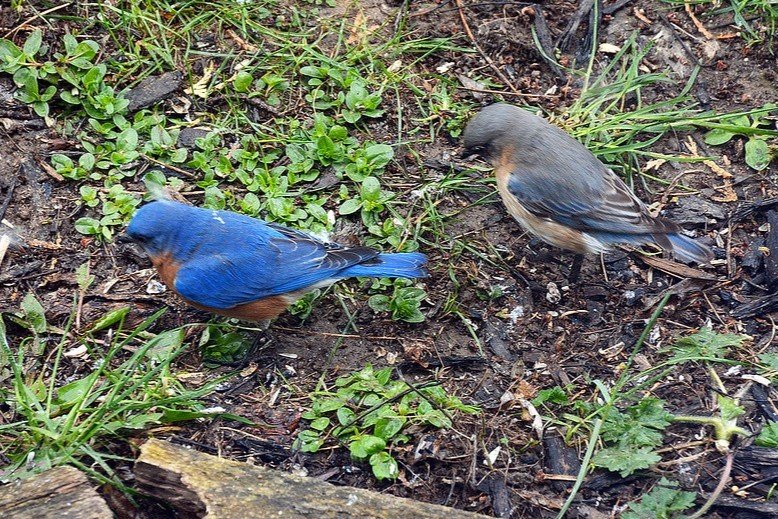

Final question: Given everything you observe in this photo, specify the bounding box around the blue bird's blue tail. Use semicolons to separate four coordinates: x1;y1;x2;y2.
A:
340;252;428;279
666;233;714;264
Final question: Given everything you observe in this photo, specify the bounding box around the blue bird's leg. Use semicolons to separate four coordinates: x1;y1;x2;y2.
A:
244;327;275;367
207;323;276;369
237;318;275;368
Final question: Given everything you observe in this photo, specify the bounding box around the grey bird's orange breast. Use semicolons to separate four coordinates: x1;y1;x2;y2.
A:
493;148;594;254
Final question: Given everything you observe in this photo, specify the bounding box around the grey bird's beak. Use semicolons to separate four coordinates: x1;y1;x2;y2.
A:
460;145;483;160
115;233;134;244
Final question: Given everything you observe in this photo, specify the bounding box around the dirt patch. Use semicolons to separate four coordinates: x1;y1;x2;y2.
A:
1;1;777;517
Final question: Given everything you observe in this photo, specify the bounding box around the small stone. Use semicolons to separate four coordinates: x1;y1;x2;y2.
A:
624;287;645;306
146;280;166;294
546;282;561;304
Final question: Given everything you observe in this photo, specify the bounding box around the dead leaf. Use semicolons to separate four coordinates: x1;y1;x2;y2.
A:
184;62;216;99
599;42;621;54
226;29;257;52
712;181;738;202
634;253;717;280
644;158;667;171
634;7;652;24
686;136;734;179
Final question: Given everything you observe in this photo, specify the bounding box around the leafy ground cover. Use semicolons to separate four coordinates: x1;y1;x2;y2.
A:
0;0;776;517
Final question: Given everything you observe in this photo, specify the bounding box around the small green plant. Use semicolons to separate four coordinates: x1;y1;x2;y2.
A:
703;104;777;171
0;30;127;119
339;176;394;226
539;293;751;518
300;66;384;123
622;478;697;519
295;364;479;480
417;82;476;138
288;289;325;320
74;184;140;241
537;326;752;480
368;280;427;323
198;324;253;367
590;397;673;476
366;215;419;251
758;352;778;382
755;422;778;448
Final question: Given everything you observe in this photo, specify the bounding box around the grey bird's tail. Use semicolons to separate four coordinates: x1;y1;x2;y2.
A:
339;252;428;279
665;233;714;264
590;231;713;264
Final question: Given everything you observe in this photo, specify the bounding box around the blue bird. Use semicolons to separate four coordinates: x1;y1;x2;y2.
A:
463;103;713;264
124;200;428;321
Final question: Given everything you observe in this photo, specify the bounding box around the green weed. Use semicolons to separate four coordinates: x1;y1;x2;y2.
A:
536;324;751;480
703;105;777;170
538;294;754;518
756;422;778;448
0;286;232;486
622;478;697;519
368;279;427;323
295;364;479;480
531;34;778;185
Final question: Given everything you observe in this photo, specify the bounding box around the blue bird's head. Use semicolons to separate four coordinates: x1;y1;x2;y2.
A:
125;200;193;259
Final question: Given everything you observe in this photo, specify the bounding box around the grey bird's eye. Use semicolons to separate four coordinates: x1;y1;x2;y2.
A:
465;144;486;158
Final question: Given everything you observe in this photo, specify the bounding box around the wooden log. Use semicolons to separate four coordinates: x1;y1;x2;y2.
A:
0;466;112;519
135;439;484;518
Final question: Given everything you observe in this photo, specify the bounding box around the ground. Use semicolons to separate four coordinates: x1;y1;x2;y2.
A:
0;0;777;518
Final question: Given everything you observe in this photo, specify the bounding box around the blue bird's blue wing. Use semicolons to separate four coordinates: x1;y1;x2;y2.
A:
173;225;379;310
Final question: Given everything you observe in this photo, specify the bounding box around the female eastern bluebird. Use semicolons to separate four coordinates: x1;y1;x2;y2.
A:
463;103;713;264
124;200;428;322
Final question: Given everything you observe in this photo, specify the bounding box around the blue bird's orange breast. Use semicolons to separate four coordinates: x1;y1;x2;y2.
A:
150;251;291;321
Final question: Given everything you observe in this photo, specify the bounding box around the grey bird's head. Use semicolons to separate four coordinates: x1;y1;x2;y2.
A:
462;103;548;163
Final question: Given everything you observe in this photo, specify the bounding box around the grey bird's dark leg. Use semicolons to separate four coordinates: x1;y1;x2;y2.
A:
569;254;584;282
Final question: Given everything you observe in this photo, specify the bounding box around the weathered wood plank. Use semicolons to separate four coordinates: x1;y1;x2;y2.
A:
135;438;484;518
0;466;112;519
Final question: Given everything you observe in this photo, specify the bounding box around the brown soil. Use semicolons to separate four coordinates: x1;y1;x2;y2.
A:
1;1;777;517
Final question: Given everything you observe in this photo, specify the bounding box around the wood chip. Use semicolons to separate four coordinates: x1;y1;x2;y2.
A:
633;7;652;25
35;158;64;182
685;1;716;39
634;254;717;280
598;42;621;54
0;466;112;518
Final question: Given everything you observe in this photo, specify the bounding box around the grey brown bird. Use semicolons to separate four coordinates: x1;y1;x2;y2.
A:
463;103;713;263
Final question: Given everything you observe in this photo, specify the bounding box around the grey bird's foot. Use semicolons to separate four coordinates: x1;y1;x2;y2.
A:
568;254;584;283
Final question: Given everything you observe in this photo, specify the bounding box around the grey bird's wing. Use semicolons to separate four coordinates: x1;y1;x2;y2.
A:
504;142;679;235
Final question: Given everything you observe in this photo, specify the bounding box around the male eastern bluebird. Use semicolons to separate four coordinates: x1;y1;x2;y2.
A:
124;199;428;322
463;103;713;264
